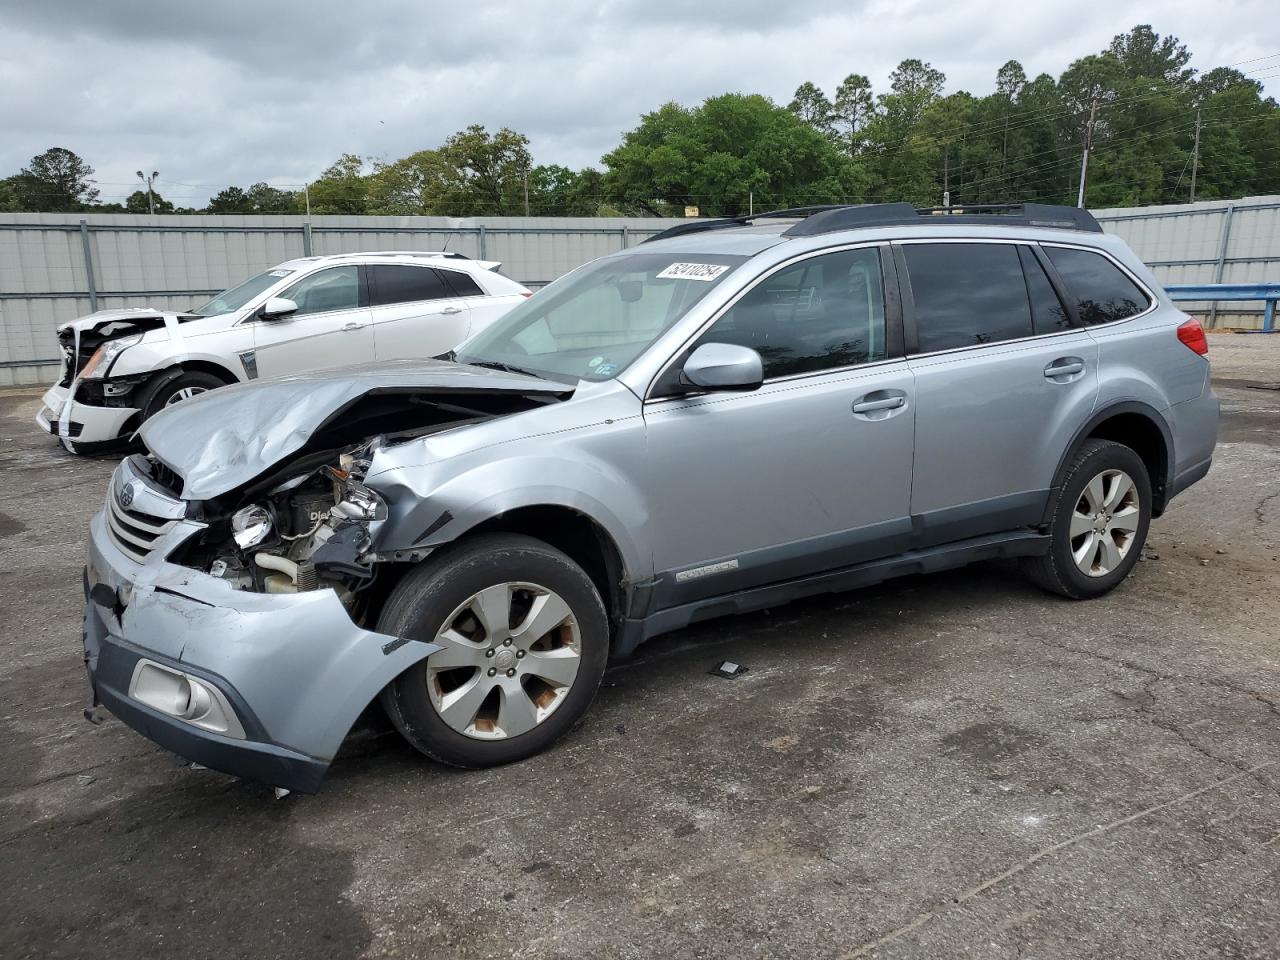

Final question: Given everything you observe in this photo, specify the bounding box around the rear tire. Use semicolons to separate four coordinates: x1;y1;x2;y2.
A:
378;534;609;768
1022;438;1151;599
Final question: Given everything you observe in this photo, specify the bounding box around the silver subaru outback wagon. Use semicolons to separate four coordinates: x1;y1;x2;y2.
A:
81;202;1218;792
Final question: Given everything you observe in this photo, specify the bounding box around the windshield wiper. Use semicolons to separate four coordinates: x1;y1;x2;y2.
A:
465;359;544;379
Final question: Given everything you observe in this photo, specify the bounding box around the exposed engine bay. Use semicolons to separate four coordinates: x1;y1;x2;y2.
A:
149;378;572;624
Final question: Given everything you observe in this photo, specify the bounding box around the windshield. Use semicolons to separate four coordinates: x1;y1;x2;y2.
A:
190;268;295;316
455;252;747;383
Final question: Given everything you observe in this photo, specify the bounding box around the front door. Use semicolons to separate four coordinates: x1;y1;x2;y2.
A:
898;240;1100;545
642;246;916;608
252;264;374;378
367;263;470;361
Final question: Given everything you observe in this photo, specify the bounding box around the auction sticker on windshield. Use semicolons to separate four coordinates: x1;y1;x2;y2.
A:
657;262;730;282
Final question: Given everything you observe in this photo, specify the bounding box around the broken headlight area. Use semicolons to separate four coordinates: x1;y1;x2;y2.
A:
175;438;390;612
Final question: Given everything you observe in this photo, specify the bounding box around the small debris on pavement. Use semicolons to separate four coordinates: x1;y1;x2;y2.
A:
77;774;95;786
710;660;749;678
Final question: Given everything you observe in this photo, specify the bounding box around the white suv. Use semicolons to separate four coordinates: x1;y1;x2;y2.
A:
37;251;531;453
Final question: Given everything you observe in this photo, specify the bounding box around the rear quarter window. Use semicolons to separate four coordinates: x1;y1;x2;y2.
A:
1044;246;1151;325
438;269;485;297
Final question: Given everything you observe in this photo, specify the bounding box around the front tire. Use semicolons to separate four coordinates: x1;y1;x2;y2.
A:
1022;438;1151;599
138;370;225;420
379;534;609;768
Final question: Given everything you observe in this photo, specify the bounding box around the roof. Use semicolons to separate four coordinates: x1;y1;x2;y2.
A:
275;251;497;271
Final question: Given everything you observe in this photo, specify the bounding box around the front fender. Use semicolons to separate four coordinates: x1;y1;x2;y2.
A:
370;449;651;583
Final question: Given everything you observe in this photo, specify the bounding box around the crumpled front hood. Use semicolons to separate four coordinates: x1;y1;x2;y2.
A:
138;359;570;500
57;308;170;335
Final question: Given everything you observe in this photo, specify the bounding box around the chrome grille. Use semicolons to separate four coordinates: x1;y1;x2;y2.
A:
106;497;178;562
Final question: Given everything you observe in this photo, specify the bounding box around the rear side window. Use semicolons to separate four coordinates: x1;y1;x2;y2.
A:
904;243;1033;352
370;264;452;306
438;269;485;297
1018;246;1072;334
693;247;887;379
1043;246;1150;325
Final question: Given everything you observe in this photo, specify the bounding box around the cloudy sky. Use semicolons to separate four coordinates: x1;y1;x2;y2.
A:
2;0;1278;206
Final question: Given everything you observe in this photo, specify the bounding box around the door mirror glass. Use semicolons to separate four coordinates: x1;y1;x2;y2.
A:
259;296;298;320
681;342;763;392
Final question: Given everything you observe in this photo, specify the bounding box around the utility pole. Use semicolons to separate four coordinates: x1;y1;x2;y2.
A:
1190;108;1203;203
749;191;753;216
303;182;312;219
136;170;159;215
1076;97;1099;209
523;167;530;217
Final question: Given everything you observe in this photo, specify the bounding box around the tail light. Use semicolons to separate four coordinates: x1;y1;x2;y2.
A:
520;291;534;299
1177;317;1208;356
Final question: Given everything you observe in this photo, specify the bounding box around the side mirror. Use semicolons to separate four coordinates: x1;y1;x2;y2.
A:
681;342;764;392
259;296;298;320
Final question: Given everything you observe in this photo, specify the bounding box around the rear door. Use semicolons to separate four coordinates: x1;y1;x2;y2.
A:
899;239;1099;545
435;266;522;338
251;264;374;377
368;264;470;360
642;245;917;607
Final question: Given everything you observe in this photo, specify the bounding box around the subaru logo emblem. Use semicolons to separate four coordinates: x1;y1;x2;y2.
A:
118;481;136;510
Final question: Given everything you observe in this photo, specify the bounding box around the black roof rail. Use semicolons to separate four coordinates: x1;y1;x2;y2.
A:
783;202;1102;237
642;201;1102;246
641;216;750;245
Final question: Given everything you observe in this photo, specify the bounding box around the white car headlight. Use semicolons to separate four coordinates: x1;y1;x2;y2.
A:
231;504;273;549
81;334;143;379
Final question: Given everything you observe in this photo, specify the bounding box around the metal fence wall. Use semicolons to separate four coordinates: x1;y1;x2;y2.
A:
1092;195;1280;328
2;197;1278;387
0;214;686;386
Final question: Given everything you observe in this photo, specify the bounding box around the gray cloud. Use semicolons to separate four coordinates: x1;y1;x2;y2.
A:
0;0;1275;206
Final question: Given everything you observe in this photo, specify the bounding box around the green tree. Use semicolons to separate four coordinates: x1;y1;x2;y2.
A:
125;189;174;213
206;186;251;213
788;81;835;135
603;93;854;216
9;147;99;211
438;125;533;215
308;154;369;213
832;74;874;154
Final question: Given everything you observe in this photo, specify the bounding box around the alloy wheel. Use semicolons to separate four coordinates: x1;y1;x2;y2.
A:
427;582;581;739
1070;468;1141;577
165;386;208;406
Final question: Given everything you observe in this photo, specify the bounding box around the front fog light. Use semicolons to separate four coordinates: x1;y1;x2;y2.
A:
231;504;273;549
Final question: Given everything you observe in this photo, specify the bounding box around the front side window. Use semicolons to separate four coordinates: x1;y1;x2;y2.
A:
691;247;887;379
456;252;746;383
1044;246;1151;325
370;264;452;306
904;243;1033;353
281;266;360;316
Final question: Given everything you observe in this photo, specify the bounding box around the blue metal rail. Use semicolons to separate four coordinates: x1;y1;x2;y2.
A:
1164;283;1280;333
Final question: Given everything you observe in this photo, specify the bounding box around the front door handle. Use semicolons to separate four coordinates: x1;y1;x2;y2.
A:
852;396;905;414
440;306;463;315
1044;357;1085;380
341;321;365;331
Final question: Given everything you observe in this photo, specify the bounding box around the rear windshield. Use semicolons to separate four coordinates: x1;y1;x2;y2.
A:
456;252;747;383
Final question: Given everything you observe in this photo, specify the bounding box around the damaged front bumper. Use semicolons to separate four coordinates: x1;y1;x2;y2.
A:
38;382;139;453
83;489;439;793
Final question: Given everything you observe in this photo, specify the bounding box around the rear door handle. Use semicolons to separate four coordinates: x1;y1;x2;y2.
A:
1044;357;1084;379
440;306;463;315
852;396;905;414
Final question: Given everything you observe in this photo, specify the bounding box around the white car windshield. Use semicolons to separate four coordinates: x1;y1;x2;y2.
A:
190;268;295;317
455;252;746;383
